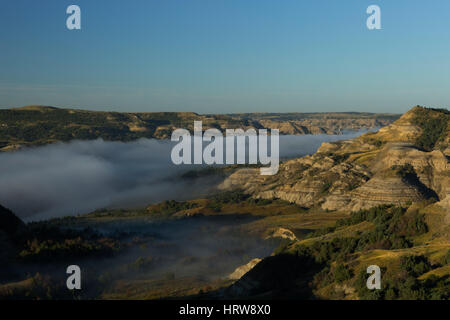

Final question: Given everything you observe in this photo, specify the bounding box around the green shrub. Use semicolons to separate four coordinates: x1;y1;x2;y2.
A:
392;164;416;180
400;255;432;277
334;264;353;283
18;237;119;262
148;200;199;215
411;107;449;151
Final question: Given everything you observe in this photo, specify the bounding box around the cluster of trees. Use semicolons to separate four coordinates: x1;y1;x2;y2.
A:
270;205;447;299
392;163;416;180
206;191;295;212
0;108;158;144
2;216;121;264
356;255;449;300
148;200;200;216
307;205;428;248
18;237;119;262
206;191;250;212
326;153;350;164
0;121;150;143
412;107;449;151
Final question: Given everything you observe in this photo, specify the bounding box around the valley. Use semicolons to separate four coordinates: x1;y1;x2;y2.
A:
0;105;448;300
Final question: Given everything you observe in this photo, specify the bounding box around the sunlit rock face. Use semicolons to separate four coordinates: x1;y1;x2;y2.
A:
228;258;262;281
219;106;449;213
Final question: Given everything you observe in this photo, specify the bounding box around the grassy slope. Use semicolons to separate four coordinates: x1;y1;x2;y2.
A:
237;201;450;300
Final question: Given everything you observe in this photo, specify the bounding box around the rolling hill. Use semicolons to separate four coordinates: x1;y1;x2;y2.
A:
0;105;398;151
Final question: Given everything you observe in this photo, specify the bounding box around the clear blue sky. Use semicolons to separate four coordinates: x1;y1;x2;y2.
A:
1;0;450;113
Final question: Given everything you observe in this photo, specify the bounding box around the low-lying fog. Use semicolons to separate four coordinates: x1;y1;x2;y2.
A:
67;214;276;291
0;130;373;221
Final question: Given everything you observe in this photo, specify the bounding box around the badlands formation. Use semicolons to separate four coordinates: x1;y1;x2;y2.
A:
220;106;449;214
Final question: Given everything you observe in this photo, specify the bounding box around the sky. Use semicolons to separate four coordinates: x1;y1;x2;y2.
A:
0;0;450;114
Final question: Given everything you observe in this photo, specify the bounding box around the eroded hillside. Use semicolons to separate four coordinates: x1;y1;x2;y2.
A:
220;106;449;213
211;106;450;300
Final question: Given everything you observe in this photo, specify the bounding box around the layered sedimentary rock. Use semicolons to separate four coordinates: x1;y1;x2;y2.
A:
373;143;449;200
219;106;449;213
347;176;426;211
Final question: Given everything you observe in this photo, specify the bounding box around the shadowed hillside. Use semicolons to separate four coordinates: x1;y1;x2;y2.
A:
0;205;25;237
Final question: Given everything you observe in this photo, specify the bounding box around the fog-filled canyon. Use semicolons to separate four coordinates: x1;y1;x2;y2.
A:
0;130;372;221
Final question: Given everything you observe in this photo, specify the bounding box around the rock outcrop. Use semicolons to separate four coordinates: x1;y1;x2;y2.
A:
347;176;427;211
219;106;449;213
228;258;262;280
265;228;297;241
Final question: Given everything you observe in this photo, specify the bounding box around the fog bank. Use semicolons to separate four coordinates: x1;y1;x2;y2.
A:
0;130;371;221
